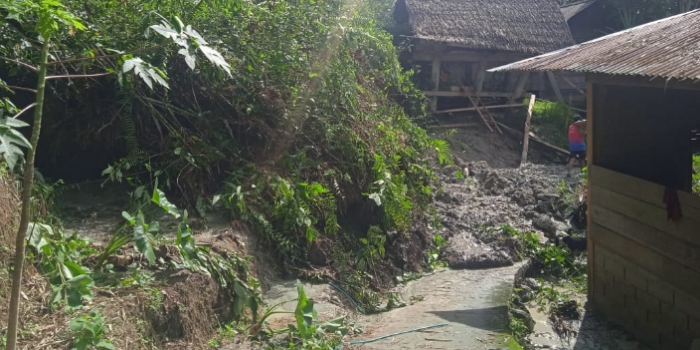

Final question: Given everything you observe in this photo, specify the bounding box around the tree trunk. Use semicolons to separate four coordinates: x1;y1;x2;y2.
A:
6;37;50;350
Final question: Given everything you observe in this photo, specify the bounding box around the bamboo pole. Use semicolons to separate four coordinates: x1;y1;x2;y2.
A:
428;123;480;130
432;103;526;115
520;94;537;167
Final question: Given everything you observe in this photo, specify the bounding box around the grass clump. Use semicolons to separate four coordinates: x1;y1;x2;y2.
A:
520;98;576;149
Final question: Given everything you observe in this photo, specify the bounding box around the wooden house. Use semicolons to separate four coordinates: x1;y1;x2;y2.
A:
492;10;700;349
393;0;576;111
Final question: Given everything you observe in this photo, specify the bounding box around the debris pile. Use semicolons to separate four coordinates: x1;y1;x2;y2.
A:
434;158;586;269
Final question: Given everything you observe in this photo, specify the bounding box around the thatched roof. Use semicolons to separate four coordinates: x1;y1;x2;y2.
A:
402;0;575;55
561;0;598;21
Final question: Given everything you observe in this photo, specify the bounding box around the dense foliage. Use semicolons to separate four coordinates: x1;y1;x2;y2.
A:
1;0;447;316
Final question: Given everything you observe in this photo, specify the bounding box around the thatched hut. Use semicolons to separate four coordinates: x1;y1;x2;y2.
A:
394;0;576;111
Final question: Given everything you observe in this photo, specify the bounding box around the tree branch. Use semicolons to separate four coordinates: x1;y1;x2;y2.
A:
46;45;162;66
45;72;115;80
7;86;37;93
12;103;37;120
0;57;38;72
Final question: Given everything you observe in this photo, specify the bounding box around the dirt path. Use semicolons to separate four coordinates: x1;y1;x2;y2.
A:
351;266;523;350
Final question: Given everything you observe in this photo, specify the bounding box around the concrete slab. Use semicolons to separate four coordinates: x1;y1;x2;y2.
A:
351;265;524;350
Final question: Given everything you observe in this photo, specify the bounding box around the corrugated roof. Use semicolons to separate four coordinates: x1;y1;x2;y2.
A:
401;0;575;55
560;0;598;21
489;9;700;81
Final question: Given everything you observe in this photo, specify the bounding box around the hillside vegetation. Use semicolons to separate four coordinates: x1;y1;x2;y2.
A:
0;0;448;348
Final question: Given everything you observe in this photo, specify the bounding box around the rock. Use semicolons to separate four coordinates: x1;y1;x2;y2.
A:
536;192;559;202
560;235;587;251
533;215;559;238
511;308;535;332
513;187;535;207
536;200;555;214
447;251;514;269
440;164;458;176
523;277;541;291
435;190;452;204
309;238;331;266
467;161;490;177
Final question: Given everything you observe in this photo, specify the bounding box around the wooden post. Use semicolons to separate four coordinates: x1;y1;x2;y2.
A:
463;91;494;133
430;59;441;112
561;75;586;96
520;94;536;166
508;72;530;104
474;60;487;93
586;81;595;301
547;71;564;102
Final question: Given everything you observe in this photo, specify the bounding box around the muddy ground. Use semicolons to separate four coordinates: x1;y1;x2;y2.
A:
47;122;638;350
432;124;585;271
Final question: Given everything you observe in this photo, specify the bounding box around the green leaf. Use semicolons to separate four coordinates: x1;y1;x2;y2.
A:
151;189;181;218
0;117;32;170
178;48;196;70
176;211;196;257
70;338;92;350
133;211;156;264
147;221;160;235
50;285;65;305
64;275;94;309
97;340;116;350
27;223;49;250
368;193;382;206
305;226;318;242
294;281;316;337
319;316;347;334
122;211;135;225
63;260;87;277
122;58;169;90
149;23;178;40
66;289;84;309
232;280;251;316
66;274;94;290
198;45;232;77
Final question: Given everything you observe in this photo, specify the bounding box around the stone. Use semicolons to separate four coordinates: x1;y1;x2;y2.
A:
533;215;559;238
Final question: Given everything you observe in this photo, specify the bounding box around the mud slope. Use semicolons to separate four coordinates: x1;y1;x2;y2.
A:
432;125;584;269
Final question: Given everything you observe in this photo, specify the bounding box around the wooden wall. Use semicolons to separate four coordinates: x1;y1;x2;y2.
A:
591;84;699;192
589;165;700;349
588;80;700;348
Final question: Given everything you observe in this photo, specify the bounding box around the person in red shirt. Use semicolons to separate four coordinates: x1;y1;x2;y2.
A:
567;115;587;177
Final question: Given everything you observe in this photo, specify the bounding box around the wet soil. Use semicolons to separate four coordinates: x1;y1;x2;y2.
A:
49;124;620;350
434;129;585;270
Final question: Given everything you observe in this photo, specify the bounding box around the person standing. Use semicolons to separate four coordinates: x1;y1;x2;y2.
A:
567;115;587;177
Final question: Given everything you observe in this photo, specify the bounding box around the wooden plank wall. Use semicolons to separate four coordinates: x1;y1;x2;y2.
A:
589;165;700;349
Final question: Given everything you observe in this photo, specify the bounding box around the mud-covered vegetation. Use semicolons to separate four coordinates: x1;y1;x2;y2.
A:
0;0;450;348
